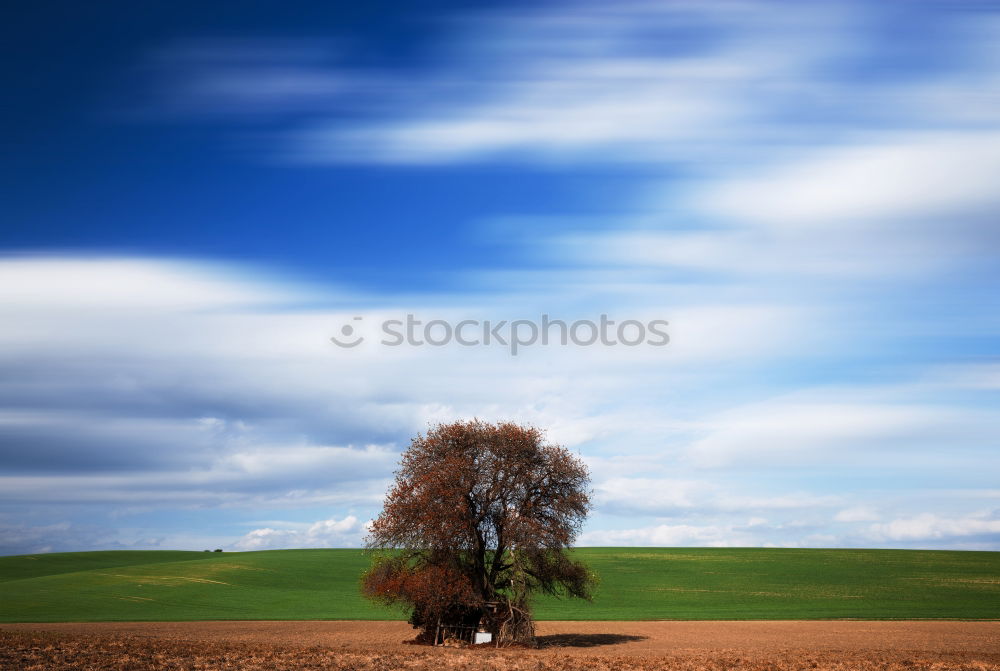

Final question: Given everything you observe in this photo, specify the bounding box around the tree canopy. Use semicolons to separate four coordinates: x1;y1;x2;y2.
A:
361;420;595;645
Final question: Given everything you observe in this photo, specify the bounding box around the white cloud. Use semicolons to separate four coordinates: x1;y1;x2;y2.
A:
695;132;1000;229
231;515;366;550
867;512;1000;542
0;256;318;309
580;523;735;547
550;133;1000;281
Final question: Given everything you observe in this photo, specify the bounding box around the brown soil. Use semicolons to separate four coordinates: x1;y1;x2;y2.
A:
2;620;999;670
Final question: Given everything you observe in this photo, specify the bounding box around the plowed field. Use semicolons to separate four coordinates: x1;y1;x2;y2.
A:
3;620;998;670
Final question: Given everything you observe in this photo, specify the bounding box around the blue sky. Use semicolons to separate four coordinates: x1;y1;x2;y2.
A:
2;0;999;554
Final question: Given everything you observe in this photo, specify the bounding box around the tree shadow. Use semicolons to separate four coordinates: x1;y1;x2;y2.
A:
535;633;648;649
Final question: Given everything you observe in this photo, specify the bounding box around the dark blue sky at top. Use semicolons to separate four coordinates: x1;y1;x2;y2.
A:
1;0;644;292
3;0;981;293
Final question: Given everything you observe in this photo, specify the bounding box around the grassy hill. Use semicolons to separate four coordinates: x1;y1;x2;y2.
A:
1;547;997;622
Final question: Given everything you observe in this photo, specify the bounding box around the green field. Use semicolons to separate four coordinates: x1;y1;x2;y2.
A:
1;548;997;622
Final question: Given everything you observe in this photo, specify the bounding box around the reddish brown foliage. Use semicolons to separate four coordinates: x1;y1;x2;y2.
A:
362;420;595;644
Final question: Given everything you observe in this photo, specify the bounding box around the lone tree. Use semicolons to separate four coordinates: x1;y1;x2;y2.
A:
362;420;595;646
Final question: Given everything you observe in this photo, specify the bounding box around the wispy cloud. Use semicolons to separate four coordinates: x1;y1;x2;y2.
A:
128;2;995;170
